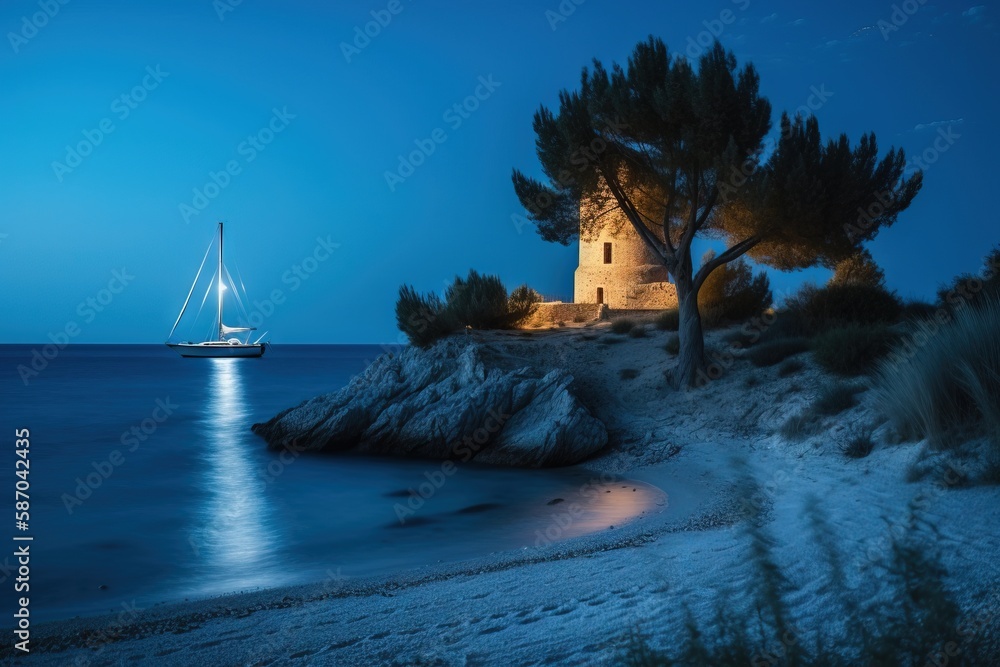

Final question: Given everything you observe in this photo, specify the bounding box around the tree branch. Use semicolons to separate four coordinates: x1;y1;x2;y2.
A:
693;235;762;291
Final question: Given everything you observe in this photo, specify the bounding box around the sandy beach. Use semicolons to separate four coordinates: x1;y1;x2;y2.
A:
14;323;1000;665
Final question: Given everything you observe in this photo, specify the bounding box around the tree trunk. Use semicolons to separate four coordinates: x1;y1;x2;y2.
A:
673;269;706;389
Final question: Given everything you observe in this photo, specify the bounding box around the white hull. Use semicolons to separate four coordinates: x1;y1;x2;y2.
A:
167;343;266;358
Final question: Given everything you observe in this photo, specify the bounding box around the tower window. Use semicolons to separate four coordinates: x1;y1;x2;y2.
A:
596;287;604;304
603;242;612;264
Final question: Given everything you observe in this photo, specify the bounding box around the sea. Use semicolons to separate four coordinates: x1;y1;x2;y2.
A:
0;344;657;624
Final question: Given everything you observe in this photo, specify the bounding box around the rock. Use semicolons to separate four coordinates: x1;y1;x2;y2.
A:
252;339;607;467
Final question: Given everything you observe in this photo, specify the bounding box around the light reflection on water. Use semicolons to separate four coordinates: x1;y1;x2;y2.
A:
190;358;280;592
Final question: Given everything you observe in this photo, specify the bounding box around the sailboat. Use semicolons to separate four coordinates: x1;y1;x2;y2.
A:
166;222;268;358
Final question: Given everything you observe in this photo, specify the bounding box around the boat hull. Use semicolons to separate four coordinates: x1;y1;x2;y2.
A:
166;343;266;358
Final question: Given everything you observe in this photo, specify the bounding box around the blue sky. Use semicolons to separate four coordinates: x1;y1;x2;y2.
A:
1;0;997;344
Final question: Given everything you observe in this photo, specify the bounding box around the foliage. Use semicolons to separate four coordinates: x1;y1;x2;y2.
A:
841;428;875;458
794;283;903;332
813;382;863;416
698;252;773;322
395;285;455;348
506;284;542;327
395;271;540;346
446;270;511;329
629;325;648;338
623;499;966;666
936;245;1000;310
655;309;680;331
512;35;921;386
829;248;885;287
813;324;898;376
746;338;810;367
611;318;636;334
876;296;1000;452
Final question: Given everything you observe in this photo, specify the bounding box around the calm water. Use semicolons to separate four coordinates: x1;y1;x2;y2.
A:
0;345;660;624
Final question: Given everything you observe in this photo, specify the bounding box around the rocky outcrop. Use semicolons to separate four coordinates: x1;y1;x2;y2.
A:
251;340;608;467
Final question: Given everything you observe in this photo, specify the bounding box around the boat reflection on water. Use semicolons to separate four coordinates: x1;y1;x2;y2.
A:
188;358;282;593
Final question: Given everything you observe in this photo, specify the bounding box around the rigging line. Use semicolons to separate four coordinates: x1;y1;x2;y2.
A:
167;233;216;340
231;250;250;305
193;267;217;329
224;265;251;324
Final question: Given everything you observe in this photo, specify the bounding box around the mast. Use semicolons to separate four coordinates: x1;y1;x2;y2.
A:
217;222;224;342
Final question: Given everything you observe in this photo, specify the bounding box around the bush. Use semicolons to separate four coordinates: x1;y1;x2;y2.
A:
936;245;1000;311
624;495;966;666
813;382;863;416
777;358;804;378
620;368;640;380
813;324;898;376
794;282;903;332
629;325;648;338
757;308;810;345
698;252;773;323
446;270;511;329
611;318;636;334
746;337;810;367
395;285;455;347
654;309;679;331
830;248;886;288
664;335;679;356
395;271;540;346
900;299;938;322
876;296;1000;451
506;284;541;327
841;428;875;458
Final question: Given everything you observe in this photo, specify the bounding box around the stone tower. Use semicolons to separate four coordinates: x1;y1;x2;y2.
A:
573;196;677;310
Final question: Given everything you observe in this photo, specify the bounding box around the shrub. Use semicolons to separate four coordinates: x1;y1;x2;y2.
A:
841;428;875;458
813;382;863;416
698;252;773;323
777;358;804;378
830;248;886;288
629;325;648;338
611;318;636;334
620;368;640;380
396;272;540;345
813;325;898;376
572;314;586;323
780;411;821;440
446;270;510;329
900;299;938;322
654;309;679;331
395;285;455;347
876;296;1000;451
756;308;810;345
795;282;903;332
746;337;810;367
936;245;1000;311
664;335;679;356
506;284;541;327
